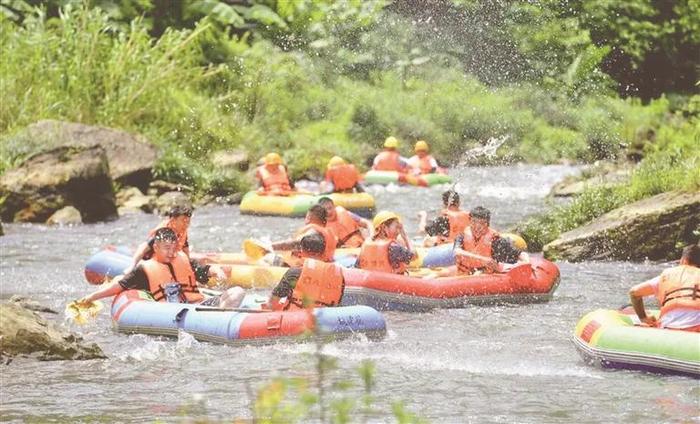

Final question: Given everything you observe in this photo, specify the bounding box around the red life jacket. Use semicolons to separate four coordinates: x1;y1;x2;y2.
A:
455;227;499;274
407;154;435;174
325;164;360;192
441;209;471;242
326;207;364;248
284;259;344;310
358;238;407;274
141;252;202;303
373;151;402;171
257;165;292;193
657;265;700;320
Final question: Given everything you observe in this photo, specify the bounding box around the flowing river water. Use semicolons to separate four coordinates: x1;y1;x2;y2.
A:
1;165;698;423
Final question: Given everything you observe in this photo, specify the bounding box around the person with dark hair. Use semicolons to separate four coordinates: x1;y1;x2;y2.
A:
123;204;194;275
317;197;372;248
453;206;500;274
629;244;700;332
417;190;470;244
76;228;245;308
357;211;416;274
269;205;338;267
421;215;451;247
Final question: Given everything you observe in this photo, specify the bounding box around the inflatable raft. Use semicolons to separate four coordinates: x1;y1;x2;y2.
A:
573;309;700;378
363;170;452;187
339;256;559;311
85;242;457;286
239;191;375;218
111;290;386;345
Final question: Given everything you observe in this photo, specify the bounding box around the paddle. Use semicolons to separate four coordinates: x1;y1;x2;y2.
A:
65;300;104;325
243;238;272;261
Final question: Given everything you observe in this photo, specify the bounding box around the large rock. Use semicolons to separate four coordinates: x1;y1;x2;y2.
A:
211;150;250;171
16;120;157;190
46;206;82;225
154;191;192;215
550;167;632;197
0;145;117;223
0;302;105;361
116;186;154;215
544;191;700;262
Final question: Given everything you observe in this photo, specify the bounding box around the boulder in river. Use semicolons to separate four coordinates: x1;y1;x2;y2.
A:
154;191;192;215
0;302;105;361
544;191;700;262
14;120;158;190
46;206;82;225
0;145;118;223
211;149;250;171
116;186;154;215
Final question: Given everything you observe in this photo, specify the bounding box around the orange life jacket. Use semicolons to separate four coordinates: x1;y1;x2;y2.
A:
257;165;292;193
358;238;407;274
290;223;337;265
657;265;700;317
326;207;364;248
284;259;344;310
373;151;402;171
325;164;360;192
141;252;202;303
441;209;471;242
455;227;499;274
407;154;435;175
148;220;189;253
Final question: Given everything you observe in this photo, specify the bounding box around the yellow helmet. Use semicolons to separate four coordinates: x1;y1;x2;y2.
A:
372;210;401;230
264;152;283;165
501;233;528;251
327;156;346;169
384;136;399;149
414;140;429;152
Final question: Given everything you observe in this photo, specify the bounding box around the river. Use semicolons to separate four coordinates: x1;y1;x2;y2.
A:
1;165;697;423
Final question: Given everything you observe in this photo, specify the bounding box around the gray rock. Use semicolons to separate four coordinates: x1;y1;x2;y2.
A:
46;206;82;225
544;191;700;262
116;186;154;215
14;120;157;190
9;296;57;314
154;191;192;215
147;180;193;197
0;302;105;361
211;150;250;171
0;145;117;223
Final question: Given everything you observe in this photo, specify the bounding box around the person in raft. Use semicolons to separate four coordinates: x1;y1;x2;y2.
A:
76;228;245;308
357;210;417;274
267;204;338;267
629;244;700;332
418;190;471;245
317;197;372;248
407;140;440;175
321;156;365;193
452;206;528;275
255;152;294;195
371;136;409;172
124;205;193;275
266;240;345;311
420;215;451;247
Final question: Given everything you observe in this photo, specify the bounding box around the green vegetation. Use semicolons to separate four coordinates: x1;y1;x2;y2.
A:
1;0;697;202
517;96;700;250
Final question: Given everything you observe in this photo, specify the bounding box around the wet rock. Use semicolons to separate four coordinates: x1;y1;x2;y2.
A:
9;296;57;314
15;120;157;190
222;192;243;205
154;191;192;214
0;302;105;361
211;150;250;171
0;222;3;236
147;180;193;197
544;191;700;262
46;206;82;225
0;145;117;223
550;164;632;197
116;186;154;215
